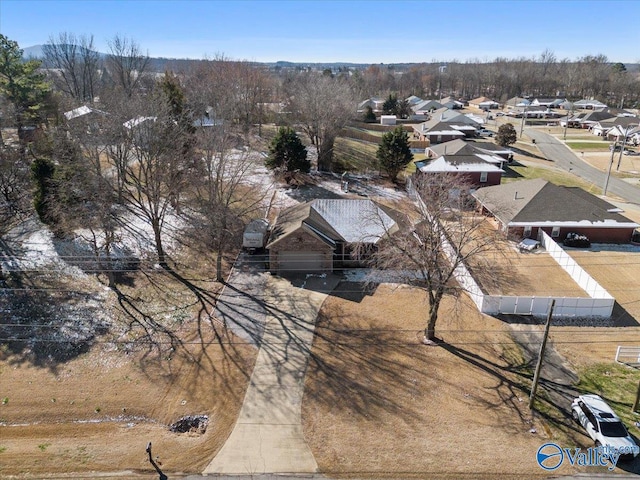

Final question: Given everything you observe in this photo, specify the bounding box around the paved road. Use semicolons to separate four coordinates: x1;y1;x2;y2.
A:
524;129;640;204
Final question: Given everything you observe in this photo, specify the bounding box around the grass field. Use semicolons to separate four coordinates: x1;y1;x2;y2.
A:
566;141;609;150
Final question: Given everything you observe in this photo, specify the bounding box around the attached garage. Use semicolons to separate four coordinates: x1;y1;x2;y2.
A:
276;251;327;273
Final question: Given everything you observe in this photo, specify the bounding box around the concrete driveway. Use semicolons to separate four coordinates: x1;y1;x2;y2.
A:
204;266;341;475
525;129;640;204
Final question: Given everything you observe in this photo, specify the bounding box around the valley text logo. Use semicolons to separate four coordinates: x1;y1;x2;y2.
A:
536;442;639;471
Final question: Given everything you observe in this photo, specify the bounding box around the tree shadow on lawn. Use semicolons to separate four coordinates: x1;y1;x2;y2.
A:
306;314;433;426
438;340;587;439
0;288;108;370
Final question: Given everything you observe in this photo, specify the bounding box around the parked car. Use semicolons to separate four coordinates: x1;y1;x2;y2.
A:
571;394;638;460
623;149;638;156
476;129;494;137
563;232;591;248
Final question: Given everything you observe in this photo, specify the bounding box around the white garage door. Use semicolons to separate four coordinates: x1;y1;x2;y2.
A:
278;251;327;272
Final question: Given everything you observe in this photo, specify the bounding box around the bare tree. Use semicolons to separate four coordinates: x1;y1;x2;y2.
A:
106;35;150;98
192;123;265;281
107;94;193;266
42;32;100;102
370;173;508;343
0;146;30;235
285;73;355;172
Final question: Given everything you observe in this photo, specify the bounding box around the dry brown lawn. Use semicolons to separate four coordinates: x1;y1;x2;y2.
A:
552;248;640;366
303;283;575;479
0;253;258;478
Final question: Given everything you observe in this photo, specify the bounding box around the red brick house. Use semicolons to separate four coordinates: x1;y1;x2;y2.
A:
472;178;639;243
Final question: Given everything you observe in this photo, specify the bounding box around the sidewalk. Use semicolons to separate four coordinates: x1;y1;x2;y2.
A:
203;274;340;475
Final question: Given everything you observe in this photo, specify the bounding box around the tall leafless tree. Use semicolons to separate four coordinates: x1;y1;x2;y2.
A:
370;173;509;343
285;73;355;172
42;32;100;102
106;35;150;98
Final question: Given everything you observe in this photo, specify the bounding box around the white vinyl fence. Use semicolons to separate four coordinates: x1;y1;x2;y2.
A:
409;183;614;318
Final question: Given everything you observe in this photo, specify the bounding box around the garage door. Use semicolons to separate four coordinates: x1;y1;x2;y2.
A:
278;251;327;273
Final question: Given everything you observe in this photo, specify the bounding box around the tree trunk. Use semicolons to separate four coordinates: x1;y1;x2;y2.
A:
216;249;223;283
424;294;442;342
317;136;335;172
152;219;166;267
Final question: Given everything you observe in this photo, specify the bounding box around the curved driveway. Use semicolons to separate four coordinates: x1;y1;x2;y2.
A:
524;129;640;204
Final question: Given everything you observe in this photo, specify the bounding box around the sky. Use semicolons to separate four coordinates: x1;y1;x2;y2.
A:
1;0;639;64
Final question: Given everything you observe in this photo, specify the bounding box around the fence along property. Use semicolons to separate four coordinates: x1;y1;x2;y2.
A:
411;185;615;318
615;346;640;368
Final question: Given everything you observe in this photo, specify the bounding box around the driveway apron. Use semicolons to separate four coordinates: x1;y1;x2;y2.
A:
203;274;340;475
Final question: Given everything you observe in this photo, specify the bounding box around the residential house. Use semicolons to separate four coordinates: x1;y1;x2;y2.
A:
472;178;639;242
406;95;423;106
469;96;500;110
574;99;608;110
531;98;565;109
505;97;531;108
579;110;617;131
64;105;108;137
267;199;398;274
411;99;443;115
595;116;639;139
412;121;467;143
415;139;506;187
439;96;465;109
357;97;385;113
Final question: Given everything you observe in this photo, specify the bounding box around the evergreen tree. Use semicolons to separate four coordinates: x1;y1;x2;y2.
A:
495;122;518;147
377;126;414;182
266;127;310;173
363;105;376;123
0;34;50;129
382;94;398;115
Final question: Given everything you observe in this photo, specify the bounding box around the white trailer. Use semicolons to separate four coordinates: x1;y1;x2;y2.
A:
242;219;270;252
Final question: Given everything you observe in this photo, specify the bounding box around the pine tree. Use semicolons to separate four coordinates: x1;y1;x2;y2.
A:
266;127;310;173
377;126;414;182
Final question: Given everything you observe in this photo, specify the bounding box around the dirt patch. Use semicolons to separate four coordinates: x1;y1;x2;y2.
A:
302;283;572;478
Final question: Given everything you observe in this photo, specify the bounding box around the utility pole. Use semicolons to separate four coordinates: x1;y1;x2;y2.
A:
603;141;617;196
632;380;640;413
529;299;555;410
616;128;629;171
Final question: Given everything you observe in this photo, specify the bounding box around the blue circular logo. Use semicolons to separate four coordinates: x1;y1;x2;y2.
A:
537;443;564;471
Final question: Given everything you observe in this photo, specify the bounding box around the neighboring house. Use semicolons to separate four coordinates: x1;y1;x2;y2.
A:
579;110;617;130
595;116;640;138
267;199;398;274
472;178;639;242
531;98;565;108
64;105;108;136
415;140;505;187
193;106;224;128
469;97;499;110
412;121;467;143
64;105;108;122
574;99;608;110
357;97;385;113
429;107;481;126
412;99;443;115
406;95;423;106
505;97;531;108
439;96;465;109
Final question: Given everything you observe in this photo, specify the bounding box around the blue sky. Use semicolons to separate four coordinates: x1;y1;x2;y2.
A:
1;0;639;63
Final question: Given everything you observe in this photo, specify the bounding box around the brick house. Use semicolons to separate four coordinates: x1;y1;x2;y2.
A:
472;178;639;243
267;199;398;274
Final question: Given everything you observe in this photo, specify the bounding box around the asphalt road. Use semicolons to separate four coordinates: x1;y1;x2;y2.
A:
524;129;640;204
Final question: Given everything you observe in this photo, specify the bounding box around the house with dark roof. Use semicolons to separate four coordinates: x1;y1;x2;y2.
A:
472;178;639;242
266;199;398;273
415;139;506;187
